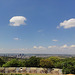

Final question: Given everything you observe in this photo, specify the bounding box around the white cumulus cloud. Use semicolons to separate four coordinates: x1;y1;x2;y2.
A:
57;18;75;29
9;16;27;26
13;38;19;40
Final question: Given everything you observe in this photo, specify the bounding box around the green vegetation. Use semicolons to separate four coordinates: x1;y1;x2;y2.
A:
0;56;75;74
0;58;5;67
62;60;75;74
2;59;25;67
40;59;53;68
25;56;41;67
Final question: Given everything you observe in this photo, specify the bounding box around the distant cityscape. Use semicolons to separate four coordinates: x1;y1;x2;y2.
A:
0;53;75;59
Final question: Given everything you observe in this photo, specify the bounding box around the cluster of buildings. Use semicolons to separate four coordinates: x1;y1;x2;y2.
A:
0;53;73;59
0;54;54;59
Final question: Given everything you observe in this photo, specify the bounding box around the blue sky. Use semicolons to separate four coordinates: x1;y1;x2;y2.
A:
0;0;75;54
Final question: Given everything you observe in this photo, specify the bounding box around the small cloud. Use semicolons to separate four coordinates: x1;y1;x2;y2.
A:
48;46;56;48
9;16;27;26
38;30;43;32
33;46;45;49
21;48;28;50
13;38;20;40
21;48;25;50
57;26;60;29
57;18;75;29
38;46;45;49
52;40;58;42
61;44;68;48
70;45;75;48
33;46;37;49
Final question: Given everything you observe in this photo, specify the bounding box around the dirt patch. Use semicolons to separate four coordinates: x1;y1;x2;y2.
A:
67;74;75;75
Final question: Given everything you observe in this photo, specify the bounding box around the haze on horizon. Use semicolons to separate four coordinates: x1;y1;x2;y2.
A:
0;0;75;54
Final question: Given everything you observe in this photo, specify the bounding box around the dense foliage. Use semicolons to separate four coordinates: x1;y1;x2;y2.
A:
25;56;41;67
40;59;53;68
62;59;75;74
0;58;5;67
2;59;25;67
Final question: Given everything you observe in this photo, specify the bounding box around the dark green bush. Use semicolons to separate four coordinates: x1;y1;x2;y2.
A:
26;73;29;75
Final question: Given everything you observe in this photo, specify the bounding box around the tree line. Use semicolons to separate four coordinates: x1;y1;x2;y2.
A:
0;56;75;74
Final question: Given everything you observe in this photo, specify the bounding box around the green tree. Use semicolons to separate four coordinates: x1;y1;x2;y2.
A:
49;56;60;63
55;61;63;69
2;59;24;67
40;59;53;68
25;56;41;67
0;58;5;67
62;61;75;74
18;60;26;67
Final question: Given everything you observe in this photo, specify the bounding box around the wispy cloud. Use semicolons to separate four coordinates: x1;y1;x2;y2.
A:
33;45;72;49
9;16;27;26
48;46;56;48
52;39;58;42
57;18;75;29
1;44;75;54
33;46;37;49
38;30;43;32
70;45;75;48
48;44;75;49
13;38;20;40
33;46;46;49
38;46;45;49
60;44;68;48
